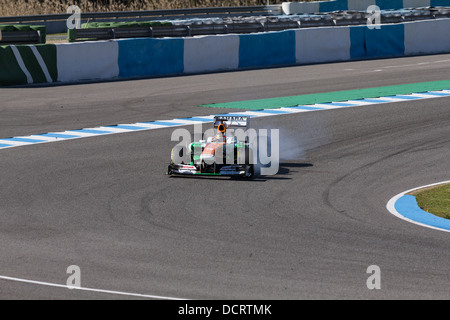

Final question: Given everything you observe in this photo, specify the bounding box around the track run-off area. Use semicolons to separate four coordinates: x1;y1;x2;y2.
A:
0;54;449;299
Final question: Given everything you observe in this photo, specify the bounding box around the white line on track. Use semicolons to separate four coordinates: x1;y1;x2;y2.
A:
0;275;187;300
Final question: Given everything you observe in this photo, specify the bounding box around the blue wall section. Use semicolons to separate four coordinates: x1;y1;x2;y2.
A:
238;30;296;69
376;0;404;10
320;0;348;12
431;0;450;5
118;38;184;78
349;27;366;60
365;24;405;58
350;24;405;59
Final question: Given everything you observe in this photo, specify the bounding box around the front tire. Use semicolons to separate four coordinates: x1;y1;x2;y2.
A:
171;145;190;164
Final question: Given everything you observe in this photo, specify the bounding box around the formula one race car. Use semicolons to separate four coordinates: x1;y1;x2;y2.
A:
167;115;255;178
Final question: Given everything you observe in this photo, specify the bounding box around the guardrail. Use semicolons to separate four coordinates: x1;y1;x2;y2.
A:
2;4;450;36
0;30;43;44
67;7;450;42
69;22;303;41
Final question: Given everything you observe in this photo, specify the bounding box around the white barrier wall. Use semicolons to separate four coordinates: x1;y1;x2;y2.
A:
404;18;450;55
57;41;119;82
403;0;431;7
282;2;322;14
347;0;376;11
183;34;240;74
295;26;351;64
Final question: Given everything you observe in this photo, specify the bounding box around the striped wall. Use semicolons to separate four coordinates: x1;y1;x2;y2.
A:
1;18;450;86
0;44;57;85
282;0;449;14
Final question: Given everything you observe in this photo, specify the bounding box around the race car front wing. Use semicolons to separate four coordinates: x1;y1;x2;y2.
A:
167;163;253;177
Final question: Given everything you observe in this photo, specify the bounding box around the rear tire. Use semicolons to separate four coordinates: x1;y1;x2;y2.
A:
245;164;254;178
243;148;255;178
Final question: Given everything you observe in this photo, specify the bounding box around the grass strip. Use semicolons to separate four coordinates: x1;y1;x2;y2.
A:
200;80;450;110
412;183;450;220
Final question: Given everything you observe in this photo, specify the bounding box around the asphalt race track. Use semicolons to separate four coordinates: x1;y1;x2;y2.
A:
0;54;449;299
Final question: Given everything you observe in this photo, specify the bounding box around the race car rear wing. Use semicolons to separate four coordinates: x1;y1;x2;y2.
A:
214;115;249;128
